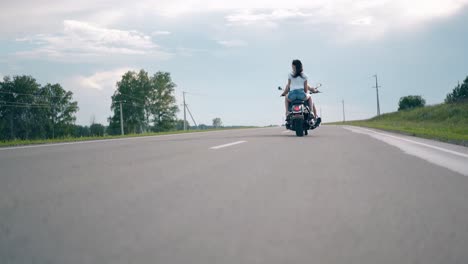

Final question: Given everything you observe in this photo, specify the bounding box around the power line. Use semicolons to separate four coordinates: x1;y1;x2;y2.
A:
0;90;67;99
115;101;147;108
0;101;53;108
0;100;51;106
118;93;146;103
0;103;52;109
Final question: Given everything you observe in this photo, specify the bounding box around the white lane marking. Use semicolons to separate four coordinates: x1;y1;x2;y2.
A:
344;126;468;176
0;128;270;151
346;126;468;158
210;141;247;150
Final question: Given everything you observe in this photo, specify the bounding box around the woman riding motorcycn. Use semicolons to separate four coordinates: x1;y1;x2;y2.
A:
280;59;315;119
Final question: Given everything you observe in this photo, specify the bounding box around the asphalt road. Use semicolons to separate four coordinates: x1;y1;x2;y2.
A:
1;126;468;264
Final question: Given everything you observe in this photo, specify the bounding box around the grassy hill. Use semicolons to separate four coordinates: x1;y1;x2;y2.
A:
332;103;468;146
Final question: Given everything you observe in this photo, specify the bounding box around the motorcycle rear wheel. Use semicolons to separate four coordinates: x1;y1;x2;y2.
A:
294;119;304;137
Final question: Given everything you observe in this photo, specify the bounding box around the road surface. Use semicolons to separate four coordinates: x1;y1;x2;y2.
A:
1;126;468;264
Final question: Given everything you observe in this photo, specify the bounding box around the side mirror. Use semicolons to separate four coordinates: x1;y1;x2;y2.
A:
278;86;283;91
316;83;322;88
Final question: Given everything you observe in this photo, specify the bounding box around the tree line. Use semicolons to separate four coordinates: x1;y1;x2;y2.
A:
0;76;78;140
398;76;467;111
0;70;225;141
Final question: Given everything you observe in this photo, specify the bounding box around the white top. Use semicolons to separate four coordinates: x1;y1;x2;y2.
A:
288;73;308;91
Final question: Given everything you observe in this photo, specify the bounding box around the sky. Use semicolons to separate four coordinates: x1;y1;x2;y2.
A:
1;0;468;126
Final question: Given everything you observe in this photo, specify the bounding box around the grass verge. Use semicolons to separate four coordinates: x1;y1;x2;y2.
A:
327;103;468;146
0;127;258;148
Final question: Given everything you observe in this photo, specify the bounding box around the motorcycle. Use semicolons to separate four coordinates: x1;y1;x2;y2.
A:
279;84;322;137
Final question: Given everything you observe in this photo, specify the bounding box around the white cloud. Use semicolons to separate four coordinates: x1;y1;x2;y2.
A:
76;68;133;91
349;17;374;26
2;0;468;41
218;40;248;48
15;20;171;61
152;31;171;36
66;67;135;125
226;9;313;28
226;0;468;39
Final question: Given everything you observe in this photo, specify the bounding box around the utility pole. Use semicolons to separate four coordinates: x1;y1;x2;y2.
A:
185;104;198;128
119;101;124;135
373;74;381;116
342;100;345;123
52;103;55;139
183;92;187;131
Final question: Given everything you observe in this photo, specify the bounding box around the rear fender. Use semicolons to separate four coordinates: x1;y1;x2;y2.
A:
291;104;304;114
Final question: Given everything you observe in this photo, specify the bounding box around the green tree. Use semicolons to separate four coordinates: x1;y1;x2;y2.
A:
148;72;178;132
73;125;90;137
398;95;426;111
212;118;223;128
175;119;190;130
108;70;179;135
198;124;209;130
445;76;468;103
0;76;78;140
109;70;147;135
0;76;40;140
90;123;106;136
39;83;79;138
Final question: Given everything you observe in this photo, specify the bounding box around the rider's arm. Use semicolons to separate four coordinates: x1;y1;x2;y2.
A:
304;80;308;93
308;85;318;93
282;79;291;96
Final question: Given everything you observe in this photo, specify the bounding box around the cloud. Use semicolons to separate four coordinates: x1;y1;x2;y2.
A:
226;9;313;28
223;0;468;39
218;40;248;48
66;67;135;125
152;31;171;36
15;20;171;61
76;68;133;91
349;16;374;26
2;0;468;43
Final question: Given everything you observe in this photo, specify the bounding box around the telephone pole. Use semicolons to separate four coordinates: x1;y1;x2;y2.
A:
342;100;345;123
119;101;124;135
183;92;187;131
186;104;198;128
373;74;381;116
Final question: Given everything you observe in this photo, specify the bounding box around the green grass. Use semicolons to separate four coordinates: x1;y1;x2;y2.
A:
0;127;258;148
328;103;468;146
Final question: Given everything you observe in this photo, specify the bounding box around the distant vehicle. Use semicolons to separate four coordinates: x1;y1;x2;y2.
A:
279;85;322;137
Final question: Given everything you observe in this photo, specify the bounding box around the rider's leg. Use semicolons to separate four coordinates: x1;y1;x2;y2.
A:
313;102;318;118
284;97;290;117
306;96;315;117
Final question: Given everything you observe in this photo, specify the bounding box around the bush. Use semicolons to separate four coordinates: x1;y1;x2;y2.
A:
445;76;468;103
398;95;426;111
90;123;106;136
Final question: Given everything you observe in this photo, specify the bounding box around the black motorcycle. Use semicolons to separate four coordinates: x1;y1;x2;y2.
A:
279;85;322;137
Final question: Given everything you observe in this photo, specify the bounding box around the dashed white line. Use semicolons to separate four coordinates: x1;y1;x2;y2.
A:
210;141;247;150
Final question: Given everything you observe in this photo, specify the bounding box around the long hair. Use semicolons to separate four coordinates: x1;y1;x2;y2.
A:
292;59;303;78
